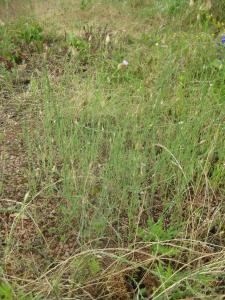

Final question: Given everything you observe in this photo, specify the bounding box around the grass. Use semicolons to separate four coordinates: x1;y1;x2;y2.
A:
0;0;225;299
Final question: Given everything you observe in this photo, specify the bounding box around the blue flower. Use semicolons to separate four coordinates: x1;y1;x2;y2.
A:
222;35;225;44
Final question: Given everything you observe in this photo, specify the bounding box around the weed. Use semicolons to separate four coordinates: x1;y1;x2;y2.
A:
0;281;35;300
19;22;43;43
0;282;13;300
67;32;88;50
0;19;45;67
152;261;215;299
138;217;180;256
80;0;92;10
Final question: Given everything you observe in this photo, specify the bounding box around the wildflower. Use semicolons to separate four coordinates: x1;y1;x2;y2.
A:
221;35;225;44
117;60;129;70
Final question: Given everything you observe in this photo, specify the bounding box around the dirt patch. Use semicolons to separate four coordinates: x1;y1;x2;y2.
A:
0;103;28;233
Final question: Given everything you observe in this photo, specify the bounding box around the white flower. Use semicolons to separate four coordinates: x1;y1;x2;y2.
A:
117;60;129;70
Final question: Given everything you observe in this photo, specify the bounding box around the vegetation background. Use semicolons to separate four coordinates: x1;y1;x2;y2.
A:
0;0;225;299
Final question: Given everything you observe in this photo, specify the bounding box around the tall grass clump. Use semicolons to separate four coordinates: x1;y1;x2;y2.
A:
1;0;225;298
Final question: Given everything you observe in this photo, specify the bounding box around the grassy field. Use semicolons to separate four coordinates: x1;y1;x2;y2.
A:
0;0;225;299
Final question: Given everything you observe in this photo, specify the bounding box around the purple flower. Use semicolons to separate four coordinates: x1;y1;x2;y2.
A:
122;60;129;66
222;35;225;44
